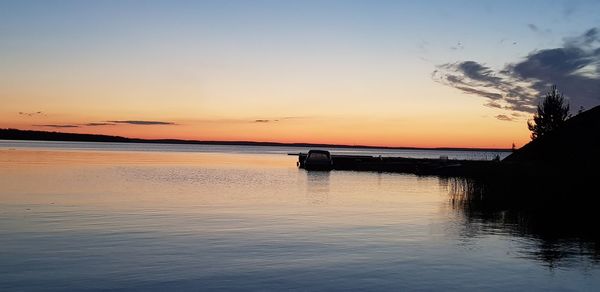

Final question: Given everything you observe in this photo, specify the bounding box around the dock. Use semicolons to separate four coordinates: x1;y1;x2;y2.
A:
290;152;500;177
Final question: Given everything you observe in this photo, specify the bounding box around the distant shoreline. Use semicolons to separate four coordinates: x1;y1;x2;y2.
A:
0;128;510;152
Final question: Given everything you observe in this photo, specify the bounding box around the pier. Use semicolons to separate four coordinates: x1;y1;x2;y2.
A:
291;151;500;177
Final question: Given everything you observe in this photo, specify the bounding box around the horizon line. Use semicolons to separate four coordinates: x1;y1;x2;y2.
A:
0;128;512;152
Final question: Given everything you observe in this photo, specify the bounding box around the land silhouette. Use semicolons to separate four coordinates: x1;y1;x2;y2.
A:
449;103;600;267
505;104;600;171
457;103;600;199
0;128;508;152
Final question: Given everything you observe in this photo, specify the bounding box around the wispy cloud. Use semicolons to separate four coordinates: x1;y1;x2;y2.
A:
32;121;175;128
527;23;552;35
106;120;176;125
19;111;44;117
563;1;579;18
495;114;513;121
450;41;464;51
83;122;116;126
485;101;503;109
433;61;538;113
433;28;600;115
527;24;540;32
252;116;307;123
34;124;79;128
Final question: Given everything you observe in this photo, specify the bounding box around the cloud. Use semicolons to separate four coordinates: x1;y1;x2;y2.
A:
484;101;503;109
527;24;539;32
280;116;304;120
527;24;552;35
563;1;579;18
252;117;306;123
495;115;513;121
35;124;79;128
417;40;429;54
433;62;538;113
84;122;115;126
433;28;600;115
106;120;176;125
457;61;503;84
19;111;44;117
450;41;464;51
32;120;175;128
455;86;503;100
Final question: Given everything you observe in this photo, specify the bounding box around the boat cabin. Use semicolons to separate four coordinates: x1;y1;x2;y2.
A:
302;150;333;171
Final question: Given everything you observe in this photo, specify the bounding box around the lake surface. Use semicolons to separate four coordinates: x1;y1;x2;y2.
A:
1;140;598;291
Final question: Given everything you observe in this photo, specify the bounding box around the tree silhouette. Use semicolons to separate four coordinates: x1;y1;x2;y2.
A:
527;85;570;140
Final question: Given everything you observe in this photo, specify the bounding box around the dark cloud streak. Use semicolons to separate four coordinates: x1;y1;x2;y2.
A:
106;120;176;125
433;28;600;115
495;115;513;121
484;101;503;109
528;24;539;32
84;123;115;126
19;111;44;117
252;117;306;123
35;124;79;128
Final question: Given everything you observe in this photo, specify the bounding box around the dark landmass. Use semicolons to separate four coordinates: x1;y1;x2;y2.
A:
446;105;600;210
504;104;600;168
0;128;508;152
450;105;600;266
488;104;600;181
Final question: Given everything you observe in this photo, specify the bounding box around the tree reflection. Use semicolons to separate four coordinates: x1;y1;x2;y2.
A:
446;177;600;268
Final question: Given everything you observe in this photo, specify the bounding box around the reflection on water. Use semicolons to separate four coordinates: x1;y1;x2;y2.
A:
0;139;512;160
306;171;330;204
1;145;600;291
447;177;600;268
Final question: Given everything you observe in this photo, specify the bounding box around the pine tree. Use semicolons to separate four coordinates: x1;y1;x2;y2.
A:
527;85;570;140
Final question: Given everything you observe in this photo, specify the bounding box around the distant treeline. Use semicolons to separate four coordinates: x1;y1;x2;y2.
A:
0;128;508;151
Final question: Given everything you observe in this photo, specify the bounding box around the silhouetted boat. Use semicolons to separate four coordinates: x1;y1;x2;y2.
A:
300;150;333;171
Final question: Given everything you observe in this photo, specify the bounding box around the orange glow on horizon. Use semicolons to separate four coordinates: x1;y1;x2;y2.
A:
1;83;533;150
2;117;531;149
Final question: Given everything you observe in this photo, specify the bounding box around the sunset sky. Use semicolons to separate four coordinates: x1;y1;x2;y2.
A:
2;0;600;148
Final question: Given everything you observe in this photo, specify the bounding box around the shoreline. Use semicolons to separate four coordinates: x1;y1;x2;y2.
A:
0;128;510;152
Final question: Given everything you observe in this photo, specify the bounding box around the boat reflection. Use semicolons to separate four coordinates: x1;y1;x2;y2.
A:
305;170;330;204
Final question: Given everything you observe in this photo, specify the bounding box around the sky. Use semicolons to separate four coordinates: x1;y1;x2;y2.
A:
1;0;600;148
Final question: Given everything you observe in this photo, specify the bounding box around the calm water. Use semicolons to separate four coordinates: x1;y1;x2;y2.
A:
0;140;511;160
0;141;598;291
